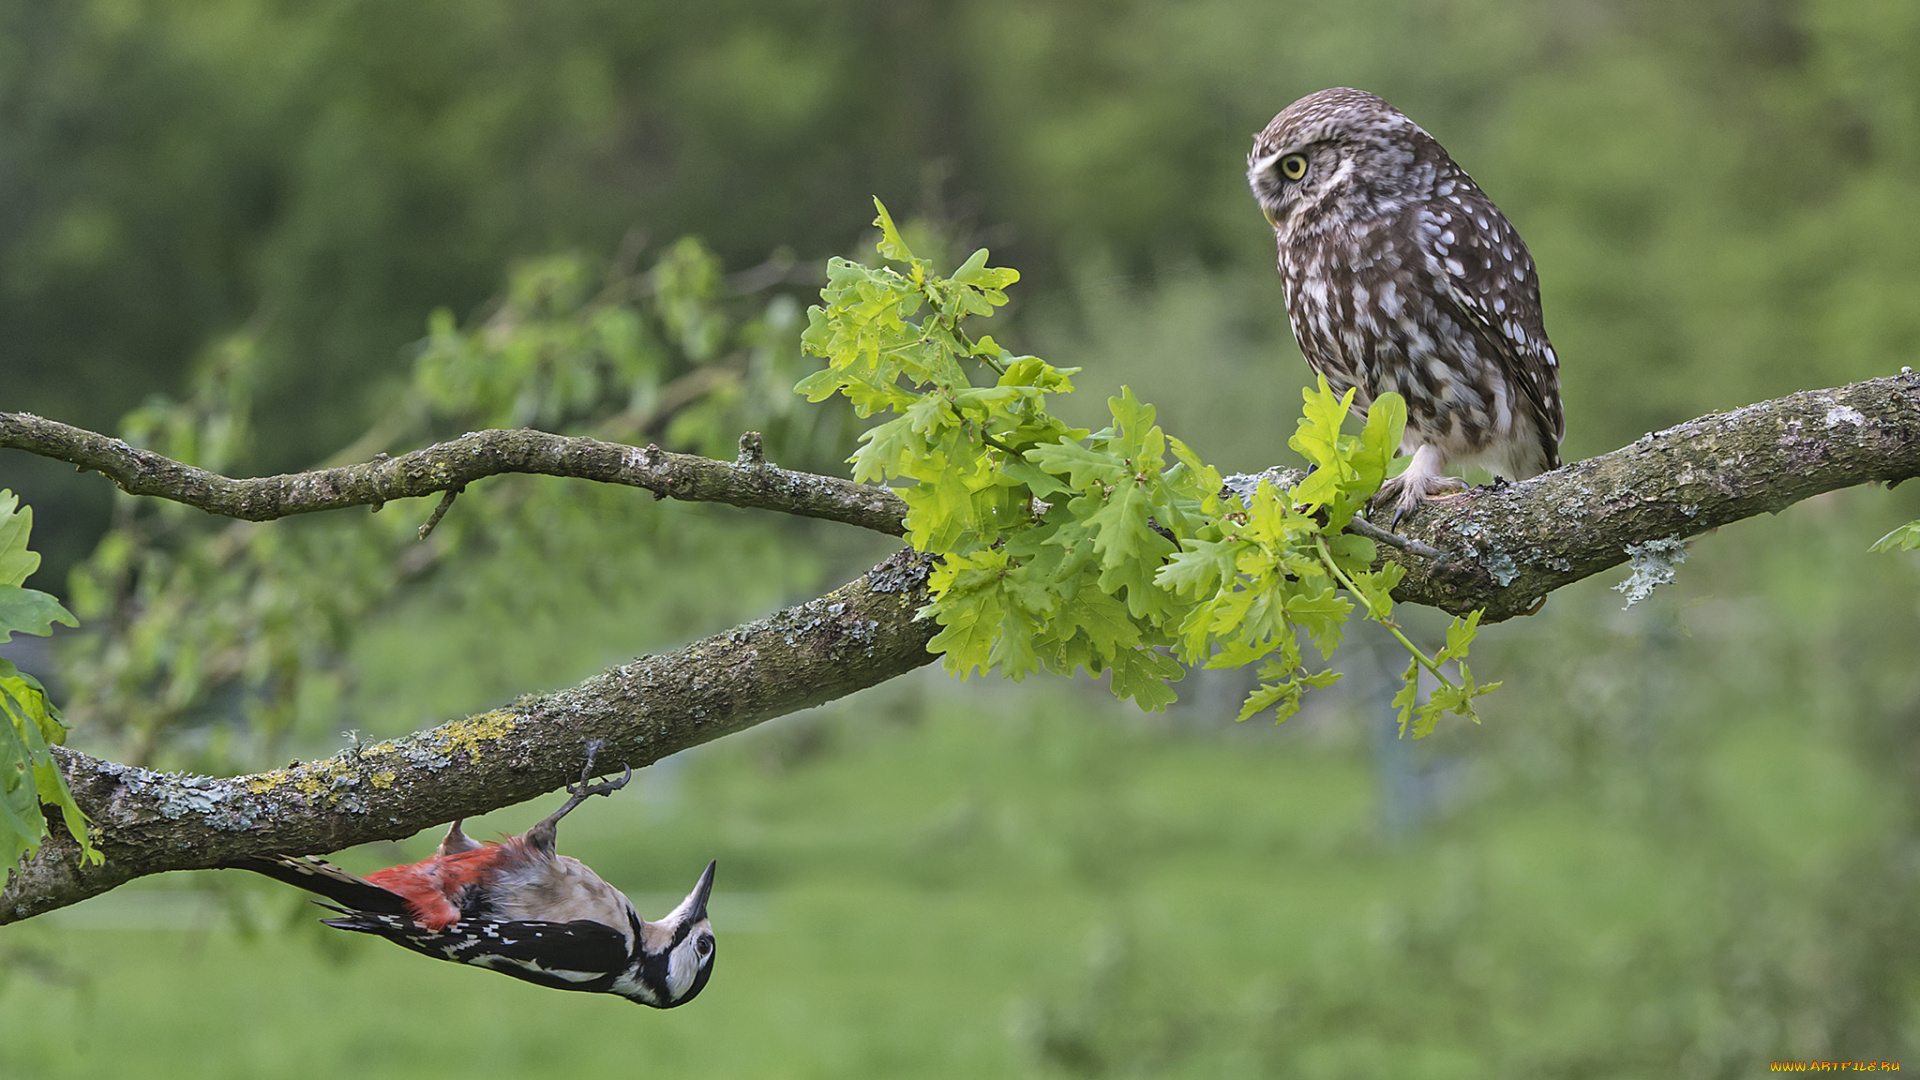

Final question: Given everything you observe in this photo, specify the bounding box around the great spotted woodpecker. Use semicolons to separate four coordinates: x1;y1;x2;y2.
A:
232;747;717;1008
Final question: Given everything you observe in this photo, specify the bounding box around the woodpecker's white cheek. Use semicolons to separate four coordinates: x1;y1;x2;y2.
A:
665;942;700;1000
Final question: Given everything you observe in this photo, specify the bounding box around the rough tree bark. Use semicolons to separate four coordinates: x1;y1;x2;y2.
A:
2;371;1917;922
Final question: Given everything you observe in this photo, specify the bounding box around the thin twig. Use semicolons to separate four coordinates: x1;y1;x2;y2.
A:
417;486;463;540
1314;533;1447;683
1345;516;1445;560
0;412;909;537
736;431;766;466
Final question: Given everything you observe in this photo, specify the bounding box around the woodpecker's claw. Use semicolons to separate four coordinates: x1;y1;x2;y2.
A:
570;762;633;801
569;740;633;800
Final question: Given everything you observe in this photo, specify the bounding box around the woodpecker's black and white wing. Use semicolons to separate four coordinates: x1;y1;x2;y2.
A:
321;910;638;995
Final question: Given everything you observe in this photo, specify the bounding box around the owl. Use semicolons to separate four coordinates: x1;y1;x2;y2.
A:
1247;88;1564;520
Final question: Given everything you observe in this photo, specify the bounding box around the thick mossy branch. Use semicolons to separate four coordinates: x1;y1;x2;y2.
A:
1;551;936;923
0;412;909;536
1371;373;1920;620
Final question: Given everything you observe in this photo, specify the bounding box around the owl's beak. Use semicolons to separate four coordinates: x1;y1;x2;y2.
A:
1261;204;1280;229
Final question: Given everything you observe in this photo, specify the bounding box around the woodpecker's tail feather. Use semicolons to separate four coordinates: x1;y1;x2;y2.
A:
229;855;414;916
318;908;416;935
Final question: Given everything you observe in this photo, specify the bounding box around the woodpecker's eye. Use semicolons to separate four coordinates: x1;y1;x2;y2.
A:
695;935;713;958
1279;154;1308;181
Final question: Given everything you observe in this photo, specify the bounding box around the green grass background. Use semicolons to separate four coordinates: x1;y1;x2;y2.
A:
9;497;1918;1077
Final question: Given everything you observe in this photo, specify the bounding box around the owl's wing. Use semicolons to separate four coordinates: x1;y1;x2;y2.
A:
1426;190;1565;470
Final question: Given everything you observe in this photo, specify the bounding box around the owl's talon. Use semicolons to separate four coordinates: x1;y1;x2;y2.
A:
1373;469;1469;527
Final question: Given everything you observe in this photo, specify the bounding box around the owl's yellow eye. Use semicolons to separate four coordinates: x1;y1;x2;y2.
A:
1279;154;1308;181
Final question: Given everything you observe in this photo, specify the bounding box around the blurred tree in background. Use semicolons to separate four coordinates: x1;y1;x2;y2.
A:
4;0;1920;1075
7;0;1920;576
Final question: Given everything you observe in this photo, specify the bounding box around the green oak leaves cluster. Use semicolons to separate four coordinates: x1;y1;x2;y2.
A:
0;491;98;883
1872;520;1920;553
801;201;1495;735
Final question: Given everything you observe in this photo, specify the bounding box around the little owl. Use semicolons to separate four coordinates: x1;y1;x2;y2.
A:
1248;88;1564;519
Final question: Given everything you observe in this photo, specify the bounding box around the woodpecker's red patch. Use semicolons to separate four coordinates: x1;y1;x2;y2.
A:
366;844;522;930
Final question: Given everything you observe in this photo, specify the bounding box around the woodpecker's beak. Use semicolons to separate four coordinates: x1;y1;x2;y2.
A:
675;859;715;924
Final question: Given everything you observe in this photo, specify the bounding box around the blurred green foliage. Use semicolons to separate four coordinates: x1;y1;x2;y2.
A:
4;0;1920;1073
53;239;853;772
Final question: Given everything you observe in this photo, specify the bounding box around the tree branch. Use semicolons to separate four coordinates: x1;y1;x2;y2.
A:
2;550;938;923
1370;373;1920;620
0;412;909;536
4;373;1915;921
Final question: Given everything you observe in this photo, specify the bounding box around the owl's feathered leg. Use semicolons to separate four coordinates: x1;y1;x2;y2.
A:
1374;444;1468;525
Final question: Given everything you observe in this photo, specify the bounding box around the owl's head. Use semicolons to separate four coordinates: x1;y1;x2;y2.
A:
1248;88;1437;238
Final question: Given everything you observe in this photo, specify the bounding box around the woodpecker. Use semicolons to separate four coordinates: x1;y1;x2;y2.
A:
232;747;717;1008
